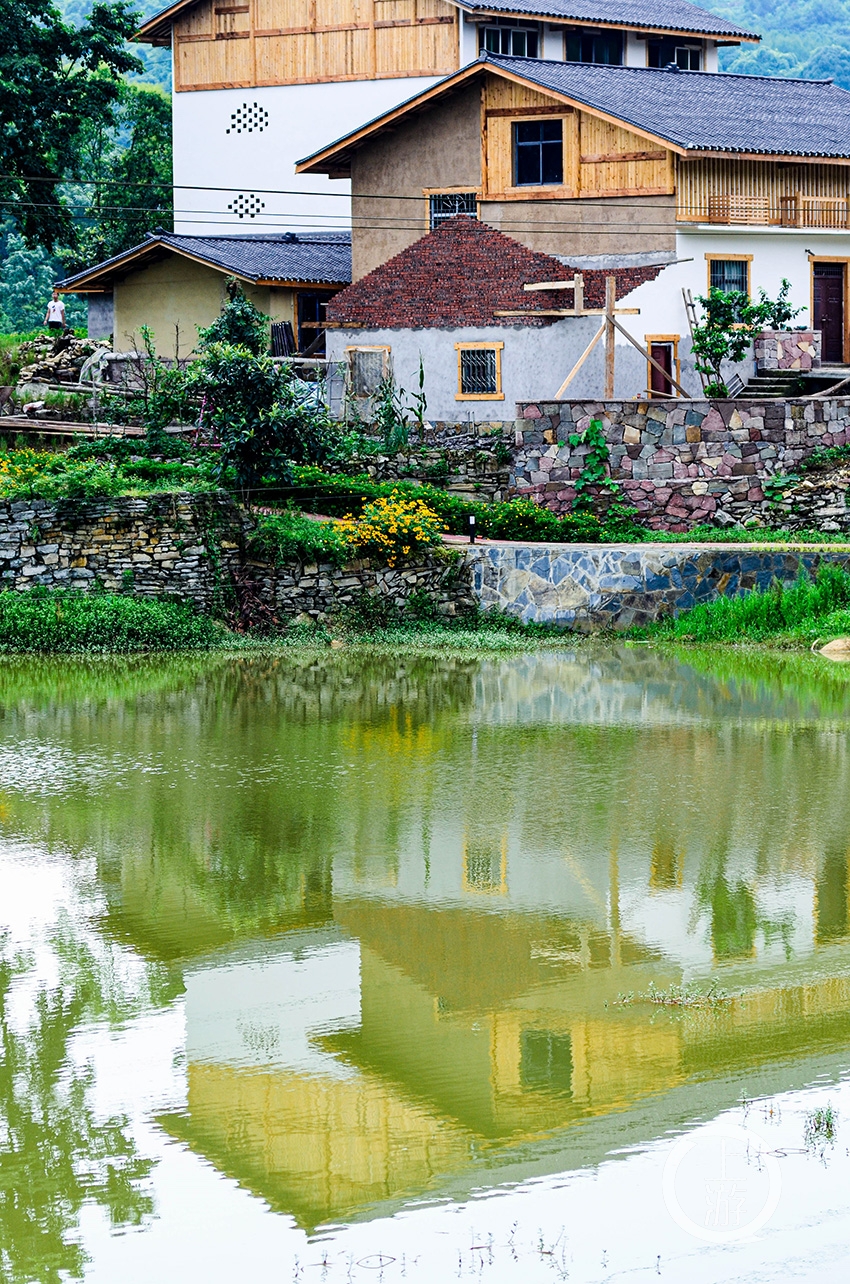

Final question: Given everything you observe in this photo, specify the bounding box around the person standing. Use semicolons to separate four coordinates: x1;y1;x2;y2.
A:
44;289;66;331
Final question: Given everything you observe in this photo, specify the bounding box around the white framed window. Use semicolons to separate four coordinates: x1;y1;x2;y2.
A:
480;20;539;57
455;342;504;400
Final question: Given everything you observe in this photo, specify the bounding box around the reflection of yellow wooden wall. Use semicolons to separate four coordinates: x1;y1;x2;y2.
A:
186;1062;473;1225
481;74;674;201
174;0;458;91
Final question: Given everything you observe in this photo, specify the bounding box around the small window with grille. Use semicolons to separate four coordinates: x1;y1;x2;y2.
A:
455;342;504;400
429;192;478;230
708;258;750;295
347;346;390;398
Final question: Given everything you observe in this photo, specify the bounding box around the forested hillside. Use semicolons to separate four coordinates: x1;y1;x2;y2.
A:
711;0;850;88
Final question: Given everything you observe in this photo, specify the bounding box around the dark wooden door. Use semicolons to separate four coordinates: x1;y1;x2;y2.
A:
813;264;845;363
649;342;673;396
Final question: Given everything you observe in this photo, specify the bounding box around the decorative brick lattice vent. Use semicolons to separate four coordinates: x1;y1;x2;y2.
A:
227;193;266;219
226;102;269;134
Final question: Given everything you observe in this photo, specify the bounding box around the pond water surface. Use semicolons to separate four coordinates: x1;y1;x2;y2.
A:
3;646;850;1282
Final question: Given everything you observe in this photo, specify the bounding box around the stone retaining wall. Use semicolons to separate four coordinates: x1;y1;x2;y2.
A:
466;542;850;629
241;551;475;622
513;398;850;530
0;494;248;607
755;330;821;371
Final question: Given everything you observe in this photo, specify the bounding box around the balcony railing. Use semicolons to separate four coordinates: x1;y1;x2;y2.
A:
702;193;848;229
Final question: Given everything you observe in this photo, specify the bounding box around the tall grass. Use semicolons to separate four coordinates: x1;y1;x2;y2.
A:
652;563;850;643
0;588;226;653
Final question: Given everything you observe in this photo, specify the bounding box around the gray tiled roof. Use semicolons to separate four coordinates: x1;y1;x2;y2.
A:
459;0;759;39
59;231;351;289
483;54;850;156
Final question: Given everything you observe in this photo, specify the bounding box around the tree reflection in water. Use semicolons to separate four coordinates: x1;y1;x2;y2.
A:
0;932;157;1284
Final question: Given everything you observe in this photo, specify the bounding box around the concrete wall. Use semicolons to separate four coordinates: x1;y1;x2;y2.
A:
328;320;653;420
479;194;677;258
112;254;295;356
87;293;114;341
350;84;481;279
171;77;439;235
467;542;850;629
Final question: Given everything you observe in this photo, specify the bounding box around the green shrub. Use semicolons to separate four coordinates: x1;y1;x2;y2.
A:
249;509;353;566
287;466;646;543
650;563;850;643
0;588;225;653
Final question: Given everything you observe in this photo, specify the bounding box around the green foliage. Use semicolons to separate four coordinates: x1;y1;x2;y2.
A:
757;278;804;330
0;445;218;500
68;81;173;270
372;371;410;452
288;465;645;542
197;279;268;356
715;0;850;91
192;343;340;488
0;0;141;252
249;509;353;566
647;563;850;644
691;282;804;396
691;288;767;396
0;587;226;653
0;219;86;333
649;522;850;545
567;417;620;508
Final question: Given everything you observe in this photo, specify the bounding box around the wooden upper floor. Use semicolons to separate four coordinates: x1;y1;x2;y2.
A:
137;0;759;93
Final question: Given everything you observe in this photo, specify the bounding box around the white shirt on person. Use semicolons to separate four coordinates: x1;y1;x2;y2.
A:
46;300;65;323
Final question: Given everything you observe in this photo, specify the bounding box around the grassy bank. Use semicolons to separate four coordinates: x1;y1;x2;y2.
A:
0;589;227;653
640;563;850;648
0;587;564;655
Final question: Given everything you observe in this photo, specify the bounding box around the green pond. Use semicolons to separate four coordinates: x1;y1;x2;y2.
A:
3;646;850;1282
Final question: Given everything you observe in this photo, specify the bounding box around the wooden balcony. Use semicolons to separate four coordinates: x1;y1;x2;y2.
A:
678;160;850;228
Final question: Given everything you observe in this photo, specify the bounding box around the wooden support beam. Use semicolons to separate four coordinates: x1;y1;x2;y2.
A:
554;323;605;399
604;275;616;399
494;308;639;317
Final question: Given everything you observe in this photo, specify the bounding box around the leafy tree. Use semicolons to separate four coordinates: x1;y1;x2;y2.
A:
756;277;805;330
70;80;172;269
198;278;268;355
0;0;142;252
194;343;340;487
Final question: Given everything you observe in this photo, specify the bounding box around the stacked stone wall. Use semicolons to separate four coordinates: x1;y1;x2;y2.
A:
513;398;850;530
0;494;248;606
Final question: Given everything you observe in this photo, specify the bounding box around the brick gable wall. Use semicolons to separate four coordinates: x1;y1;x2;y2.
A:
326;217;664;329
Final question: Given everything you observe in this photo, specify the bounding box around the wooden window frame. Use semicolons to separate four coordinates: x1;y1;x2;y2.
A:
705;253;753;296
422;186;481;233
807;254;850;364
482;107;577;202
345;344;391;397
454;341;504;401
645;334;681;398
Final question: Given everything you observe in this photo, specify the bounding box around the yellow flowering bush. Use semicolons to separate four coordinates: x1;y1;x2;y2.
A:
338;492;444;567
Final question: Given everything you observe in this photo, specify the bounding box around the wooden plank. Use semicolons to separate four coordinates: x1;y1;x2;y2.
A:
485;105;574;118
581;150;667;163
604;275;616;399
609;314;691;398
494;308;640;316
